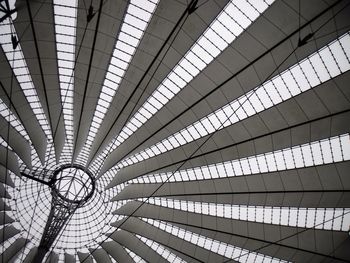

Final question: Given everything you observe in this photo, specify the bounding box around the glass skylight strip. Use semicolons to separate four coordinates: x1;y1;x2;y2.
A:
136;235;187;263
132;133;350;184
141;218;288;263
53;0;78;162
119;32;350;168
76;0;159;165
90;0;275;172
0;20;52;138
125;247;147;263
145;198;350;232
0;135;11;148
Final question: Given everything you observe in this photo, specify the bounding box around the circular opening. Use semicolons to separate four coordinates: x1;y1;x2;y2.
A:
52;165;95;204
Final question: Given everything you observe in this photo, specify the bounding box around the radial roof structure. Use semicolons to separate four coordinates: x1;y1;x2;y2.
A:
1;0;350;262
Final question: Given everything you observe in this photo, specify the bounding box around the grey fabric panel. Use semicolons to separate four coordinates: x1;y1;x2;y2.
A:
13;0;65;162
46;251;59;263
72;0;129;163
0;146;20;177
0;57;47;165
112;162;350;208
23;247;38;263
112;217;232;263
0;115;32;168
110;229;166;263
77;252;93;263
113;201;350;262
0;211;14;225
101;240;134;263
106;110;350;186
86;0;231;167
0;225;20;244
99;1;350;177
89;248;112;263
0;165;15;187
0;198;11;211
0;183;11;199
64;253;76;263
0;238;27;263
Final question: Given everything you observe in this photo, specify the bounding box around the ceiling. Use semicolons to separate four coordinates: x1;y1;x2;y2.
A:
1;0;350;262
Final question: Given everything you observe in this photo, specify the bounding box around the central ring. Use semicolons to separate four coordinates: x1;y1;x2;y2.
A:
51;164;95;205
